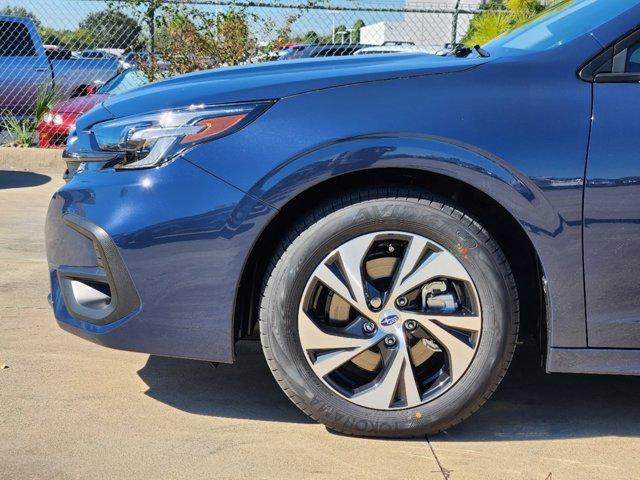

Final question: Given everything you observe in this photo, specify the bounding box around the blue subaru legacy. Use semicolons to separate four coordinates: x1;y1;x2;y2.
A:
46;0;640;437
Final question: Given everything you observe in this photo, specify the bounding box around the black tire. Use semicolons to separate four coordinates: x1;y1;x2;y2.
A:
259;186;519;438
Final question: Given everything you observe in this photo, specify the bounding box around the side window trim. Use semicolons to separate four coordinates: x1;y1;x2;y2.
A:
580;27;640;83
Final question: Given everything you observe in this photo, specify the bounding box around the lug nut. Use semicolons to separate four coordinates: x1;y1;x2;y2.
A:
363;321;376;334
384;335;397;347
369;297;382;309
405;320;417;331
396;296;408;307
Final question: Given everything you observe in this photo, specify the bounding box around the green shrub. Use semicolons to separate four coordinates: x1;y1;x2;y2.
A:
2;88;59;148
463;0;547;46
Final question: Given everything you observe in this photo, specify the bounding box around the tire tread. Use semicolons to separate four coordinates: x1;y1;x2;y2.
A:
259;186;519;437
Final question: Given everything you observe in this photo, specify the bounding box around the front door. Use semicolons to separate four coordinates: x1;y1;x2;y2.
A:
584;31;640;348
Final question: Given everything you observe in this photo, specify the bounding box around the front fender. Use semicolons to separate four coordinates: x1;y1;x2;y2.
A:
245;133;559;237
185;132;577;350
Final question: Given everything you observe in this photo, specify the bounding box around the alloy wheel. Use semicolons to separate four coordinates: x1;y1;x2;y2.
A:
298;231;482;410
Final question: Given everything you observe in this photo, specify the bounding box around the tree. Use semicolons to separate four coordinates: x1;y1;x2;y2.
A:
107;0;166;52
132;5;257;80
0;6;41;27
40;27;95;50
215;9;253;66
300;30;320;43
351;19;365;43
79;10;141;49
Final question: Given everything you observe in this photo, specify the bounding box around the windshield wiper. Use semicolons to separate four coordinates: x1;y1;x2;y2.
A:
473;45;491;57
451;44;490;58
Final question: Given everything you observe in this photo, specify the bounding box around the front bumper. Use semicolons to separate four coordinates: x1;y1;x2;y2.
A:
55;213;140;325
45;157;274;362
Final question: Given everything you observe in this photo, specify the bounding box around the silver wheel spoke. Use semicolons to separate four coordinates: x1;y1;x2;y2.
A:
389;235;428;301
400;346;423;406
412;312;478;382
390;248;472;302
352;337;423;409
425;313;482;333
298;309;381;377
352;348;406;409
312;234;376;318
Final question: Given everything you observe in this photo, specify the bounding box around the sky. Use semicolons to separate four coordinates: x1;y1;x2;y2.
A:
0;0;409;34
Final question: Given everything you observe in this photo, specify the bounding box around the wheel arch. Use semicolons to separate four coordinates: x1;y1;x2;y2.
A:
235;159;550;363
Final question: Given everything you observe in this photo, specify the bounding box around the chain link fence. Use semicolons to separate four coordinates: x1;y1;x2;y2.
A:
0;0;493;146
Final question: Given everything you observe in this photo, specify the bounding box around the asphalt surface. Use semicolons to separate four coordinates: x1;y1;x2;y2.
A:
2;168;640;480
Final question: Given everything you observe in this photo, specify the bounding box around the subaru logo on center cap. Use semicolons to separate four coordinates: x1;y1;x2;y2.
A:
380;313;399;326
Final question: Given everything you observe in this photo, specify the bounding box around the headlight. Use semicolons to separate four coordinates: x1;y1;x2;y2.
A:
53;114;64;126
91;102;273;169
43;113;53;124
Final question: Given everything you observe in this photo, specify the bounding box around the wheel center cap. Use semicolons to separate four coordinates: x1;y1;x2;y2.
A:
379;309;400;328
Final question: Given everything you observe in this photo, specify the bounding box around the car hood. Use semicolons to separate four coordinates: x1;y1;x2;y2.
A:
54;94;110;114
102;53;488;118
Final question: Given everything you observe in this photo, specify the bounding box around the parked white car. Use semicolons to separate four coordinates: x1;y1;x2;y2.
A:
354;41;434;55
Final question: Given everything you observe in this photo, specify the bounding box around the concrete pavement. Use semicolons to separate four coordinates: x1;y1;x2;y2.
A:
1;168;639;479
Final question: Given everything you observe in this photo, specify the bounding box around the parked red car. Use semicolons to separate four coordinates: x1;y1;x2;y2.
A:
38;69;150;148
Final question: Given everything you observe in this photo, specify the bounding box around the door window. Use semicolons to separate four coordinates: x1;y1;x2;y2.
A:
0;22;36;57
626;42;640;73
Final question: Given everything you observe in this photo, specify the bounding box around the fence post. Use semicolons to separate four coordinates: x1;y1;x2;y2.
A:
451;0;461;45
149;2;156;53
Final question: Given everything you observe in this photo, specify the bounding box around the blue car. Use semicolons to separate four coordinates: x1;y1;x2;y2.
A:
46;0;640;437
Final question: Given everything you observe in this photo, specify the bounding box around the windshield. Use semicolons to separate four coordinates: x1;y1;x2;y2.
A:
98;70;150;96
484;0;638;54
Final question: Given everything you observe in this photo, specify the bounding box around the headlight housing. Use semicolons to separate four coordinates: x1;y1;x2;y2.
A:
91;101;273;169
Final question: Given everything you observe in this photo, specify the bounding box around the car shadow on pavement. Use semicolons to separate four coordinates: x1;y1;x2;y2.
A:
0;170;51;189
139;340;640;437
138;340;315;424
433;343;640;441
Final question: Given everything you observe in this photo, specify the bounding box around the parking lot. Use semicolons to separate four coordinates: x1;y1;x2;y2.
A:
2;166;640;480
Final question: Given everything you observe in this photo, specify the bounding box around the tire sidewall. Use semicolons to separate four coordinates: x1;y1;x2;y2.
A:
262;197;515;437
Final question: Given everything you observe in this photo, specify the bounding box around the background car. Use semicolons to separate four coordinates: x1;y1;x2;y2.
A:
119;51;170;71
38;69;151;149
0;16;119;119
354;41;434;55
278;43;371;60
72;49;117;60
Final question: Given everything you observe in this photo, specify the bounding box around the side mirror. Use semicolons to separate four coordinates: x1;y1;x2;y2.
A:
87;80;105;96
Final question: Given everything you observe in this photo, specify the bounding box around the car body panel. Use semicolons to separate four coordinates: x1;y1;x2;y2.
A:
183;37;597;348
583;82;640;348
46;157;274;362
51;93;110;114
102;53;487;117
45;1;640;371
0;16;118;118
0;16;50;117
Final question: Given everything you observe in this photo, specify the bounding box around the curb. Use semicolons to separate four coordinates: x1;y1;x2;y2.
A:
0;147;64;174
